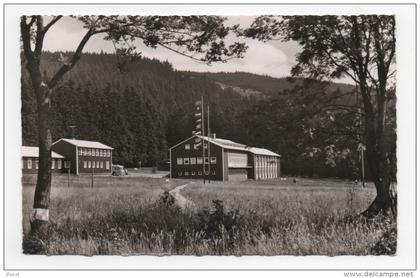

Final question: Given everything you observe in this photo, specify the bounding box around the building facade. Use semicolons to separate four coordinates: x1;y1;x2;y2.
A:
248;148;282;180
170;135;224;180
169;135;280;181
21;146;64;174
52;138;113;175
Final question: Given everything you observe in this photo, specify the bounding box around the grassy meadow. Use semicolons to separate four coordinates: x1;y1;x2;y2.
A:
22;175;396;256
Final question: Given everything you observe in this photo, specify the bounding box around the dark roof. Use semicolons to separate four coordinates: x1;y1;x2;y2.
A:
53;138;113;150
170;135;280;157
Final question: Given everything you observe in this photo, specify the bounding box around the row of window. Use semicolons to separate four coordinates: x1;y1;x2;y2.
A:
22;158;62;170
83;160;110;170
78;148;111;157
177;157;216;165
178;171;216;177
184;143;208;150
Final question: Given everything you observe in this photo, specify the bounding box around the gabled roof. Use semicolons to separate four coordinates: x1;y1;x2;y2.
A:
21;146;64;159
170;135;280;157
197;135;249;152
168;135;196;150
248;147;281;157
52;138;114;150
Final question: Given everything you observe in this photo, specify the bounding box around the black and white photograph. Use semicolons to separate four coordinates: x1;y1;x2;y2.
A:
2;2;417;275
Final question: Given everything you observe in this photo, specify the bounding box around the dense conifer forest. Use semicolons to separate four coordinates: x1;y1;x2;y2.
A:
21;52;395;179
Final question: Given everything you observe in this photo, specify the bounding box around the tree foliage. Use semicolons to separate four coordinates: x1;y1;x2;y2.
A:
20;15;247;235
242;15;397;216
242;15;395;85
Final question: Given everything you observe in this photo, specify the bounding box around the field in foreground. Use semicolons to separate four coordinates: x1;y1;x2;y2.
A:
22;175;396;256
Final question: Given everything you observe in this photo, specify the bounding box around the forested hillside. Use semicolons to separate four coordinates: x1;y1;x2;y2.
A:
185;71;356;96
21;52;395;179
21;52;255;166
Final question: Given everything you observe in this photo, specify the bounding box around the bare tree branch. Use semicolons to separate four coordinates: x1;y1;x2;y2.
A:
47;28;95;88
20;16;34;61
34;16;44;57
385;18;396;74
323;49;360;84
157;43;208;64
27;16;37;27
43;15;63;35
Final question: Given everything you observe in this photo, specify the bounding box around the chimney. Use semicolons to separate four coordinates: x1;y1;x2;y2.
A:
210;133;216;139
68;125;77;139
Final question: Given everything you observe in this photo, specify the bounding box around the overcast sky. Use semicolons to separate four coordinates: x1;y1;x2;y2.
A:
41;16;305;79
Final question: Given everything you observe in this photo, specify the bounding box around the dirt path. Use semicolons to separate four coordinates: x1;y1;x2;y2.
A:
169;182;196;210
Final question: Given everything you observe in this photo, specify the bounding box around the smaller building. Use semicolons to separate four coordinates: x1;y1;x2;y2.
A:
248;147;281;180
21;146;64;174
52;138;113;175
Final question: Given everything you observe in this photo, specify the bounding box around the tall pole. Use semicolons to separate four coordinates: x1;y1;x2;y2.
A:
201;96;205;184
67;168;70;188
207;104;211;184
91;166;94;188
361;145;365;187
358;107;365;188
68;125;77;139
359;109;365;187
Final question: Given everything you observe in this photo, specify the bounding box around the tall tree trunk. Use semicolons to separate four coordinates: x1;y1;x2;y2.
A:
362;15;398;218
362;112;396;218
20;16;89;238
358;80;396;218
23;47;54;237
30;83;53;238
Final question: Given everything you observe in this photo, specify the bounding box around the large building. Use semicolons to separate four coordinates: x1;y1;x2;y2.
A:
169;134;281;181
52;138;113;175
21;146;64;174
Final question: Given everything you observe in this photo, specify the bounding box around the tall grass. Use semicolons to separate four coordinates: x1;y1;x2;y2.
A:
22;176;396;255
